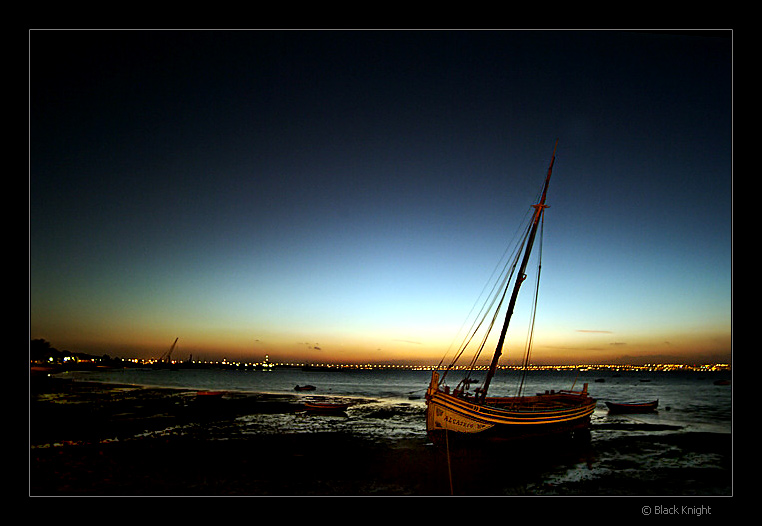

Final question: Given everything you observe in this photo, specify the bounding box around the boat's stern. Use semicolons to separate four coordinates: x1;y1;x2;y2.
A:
425;371;439;433
426;371;440;399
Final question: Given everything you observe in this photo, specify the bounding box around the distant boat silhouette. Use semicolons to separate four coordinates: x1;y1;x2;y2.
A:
304;401;351;413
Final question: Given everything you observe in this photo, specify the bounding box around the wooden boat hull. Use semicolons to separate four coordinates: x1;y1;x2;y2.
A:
425;372;596;442
304;401;351;413
605;400;658;413
196;390;224;398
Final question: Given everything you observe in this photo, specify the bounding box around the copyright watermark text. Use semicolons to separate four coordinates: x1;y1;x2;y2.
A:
641;505;712;517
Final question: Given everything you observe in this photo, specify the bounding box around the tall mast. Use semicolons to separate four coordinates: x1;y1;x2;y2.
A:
480;140;557;402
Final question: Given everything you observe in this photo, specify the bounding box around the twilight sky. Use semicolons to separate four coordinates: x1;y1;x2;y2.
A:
30;30;732;365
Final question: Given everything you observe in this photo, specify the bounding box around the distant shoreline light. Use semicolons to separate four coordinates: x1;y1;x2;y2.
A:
117;358;730;372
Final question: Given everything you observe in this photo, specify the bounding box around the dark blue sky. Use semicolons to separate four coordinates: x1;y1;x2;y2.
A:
30;30;732;365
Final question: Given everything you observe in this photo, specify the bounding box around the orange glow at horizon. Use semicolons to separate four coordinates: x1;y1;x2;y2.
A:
34;321;731;367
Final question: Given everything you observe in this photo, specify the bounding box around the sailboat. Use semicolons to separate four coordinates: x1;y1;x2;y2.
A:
425;141;596;443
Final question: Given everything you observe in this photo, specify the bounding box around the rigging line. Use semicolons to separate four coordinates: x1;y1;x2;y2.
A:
516;211;545;397
445;427;454;496
463;240;524;368
483;169;555;399
437;204;535;371
464;215;535;377
445;219;532;383
448;262;513;368
437;168;551;380
466;271;513;372
439;213;533;381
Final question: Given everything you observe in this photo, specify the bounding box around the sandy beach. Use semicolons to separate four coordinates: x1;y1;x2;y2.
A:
30;376;732;497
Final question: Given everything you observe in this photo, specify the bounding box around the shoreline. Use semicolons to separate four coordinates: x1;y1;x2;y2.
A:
30;376;732;496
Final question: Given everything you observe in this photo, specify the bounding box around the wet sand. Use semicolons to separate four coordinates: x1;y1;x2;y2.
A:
30;376;732;497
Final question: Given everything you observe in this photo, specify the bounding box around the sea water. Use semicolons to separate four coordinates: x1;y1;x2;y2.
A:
56;366;732;436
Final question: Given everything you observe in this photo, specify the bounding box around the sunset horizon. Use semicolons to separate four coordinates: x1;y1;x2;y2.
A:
31;30;731;375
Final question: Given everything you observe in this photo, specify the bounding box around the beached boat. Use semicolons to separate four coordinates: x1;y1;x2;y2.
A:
605;400;659;413
304;401;351;413
425;141;597;443
294;384;317;391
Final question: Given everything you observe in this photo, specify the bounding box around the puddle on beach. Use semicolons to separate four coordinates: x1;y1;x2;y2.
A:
234;400;428;441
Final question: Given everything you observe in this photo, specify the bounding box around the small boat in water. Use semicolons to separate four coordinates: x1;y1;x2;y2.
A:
294;384;316;391
605;400;659;413
304;401;351;413
196;390;224;399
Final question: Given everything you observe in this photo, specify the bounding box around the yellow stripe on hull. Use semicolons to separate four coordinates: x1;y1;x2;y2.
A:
428;392;594;429
425;372;596;437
